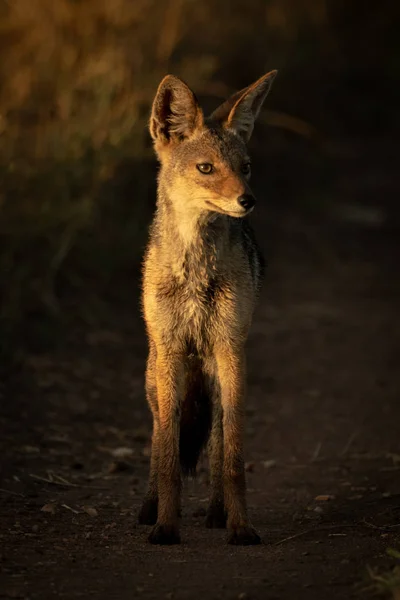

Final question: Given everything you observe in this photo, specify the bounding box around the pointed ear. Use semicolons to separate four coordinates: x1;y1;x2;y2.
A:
211;70;277;142
150;75;204;146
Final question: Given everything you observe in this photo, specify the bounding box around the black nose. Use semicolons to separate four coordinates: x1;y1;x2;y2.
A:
238;194;255;210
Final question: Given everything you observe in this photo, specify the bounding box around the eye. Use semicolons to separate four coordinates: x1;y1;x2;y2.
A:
197;163;213;174
241;163;251;175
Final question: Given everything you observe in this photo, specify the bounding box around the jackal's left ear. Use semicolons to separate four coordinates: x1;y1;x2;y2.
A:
211;70;277;142
150;75;204;146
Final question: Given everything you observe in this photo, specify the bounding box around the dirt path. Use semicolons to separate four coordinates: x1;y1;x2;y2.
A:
1;215;400;599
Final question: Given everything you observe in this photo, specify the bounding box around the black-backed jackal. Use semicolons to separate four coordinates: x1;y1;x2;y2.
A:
139;70;277;545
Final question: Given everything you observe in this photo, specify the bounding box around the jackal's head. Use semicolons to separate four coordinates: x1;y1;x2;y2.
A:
150;71;277;218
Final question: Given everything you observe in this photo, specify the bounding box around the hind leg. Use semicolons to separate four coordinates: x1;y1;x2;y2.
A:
138;343;159;525
206;399;226;528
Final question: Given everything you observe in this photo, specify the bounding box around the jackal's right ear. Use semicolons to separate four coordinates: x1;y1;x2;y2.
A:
150;75;204;146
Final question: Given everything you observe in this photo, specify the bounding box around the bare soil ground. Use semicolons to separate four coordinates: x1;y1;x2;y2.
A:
1;213;400;600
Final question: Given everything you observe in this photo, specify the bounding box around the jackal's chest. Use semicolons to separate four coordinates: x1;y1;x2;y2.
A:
178;286;220;354
154;268;222;347
174;275;218;324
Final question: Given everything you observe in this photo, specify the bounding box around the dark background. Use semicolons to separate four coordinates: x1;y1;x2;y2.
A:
1;2;400;598
0;0;398;359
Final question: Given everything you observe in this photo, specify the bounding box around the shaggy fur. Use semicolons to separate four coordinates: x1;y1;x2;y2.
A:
138;70;277;545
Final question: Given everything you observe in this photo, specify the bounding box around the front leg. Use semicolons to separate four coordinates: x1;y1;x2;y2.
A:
138;418;159;525
215;343;261;545
148;348;184;545
138;342;159;525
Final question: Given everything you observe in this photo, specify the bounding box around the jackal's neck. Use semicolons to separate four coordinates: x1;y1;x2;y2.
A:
154;180;229;278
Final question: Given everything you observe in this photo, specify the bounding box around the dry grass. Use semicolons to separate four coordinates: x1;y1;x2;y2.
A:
366;550;400;599
0;0;393;358
0;0;206;350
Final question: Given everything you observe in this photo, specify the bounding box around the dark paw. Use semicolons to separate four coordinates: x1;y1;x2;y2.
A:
148;523;181;545
205;504;227;529
138;498;158;525
228;526;261;546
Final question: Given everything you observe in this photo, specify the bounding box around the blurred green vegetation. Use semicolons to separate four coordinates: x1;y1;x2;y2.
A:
0;0;397;361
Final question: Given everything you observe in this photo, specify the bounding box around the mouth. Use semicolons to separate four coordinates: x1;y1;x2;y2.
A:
205;200;254;218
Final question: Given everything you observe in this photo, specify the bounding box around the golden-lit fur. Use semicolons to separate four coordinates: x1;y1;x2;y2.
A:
138;71;277;545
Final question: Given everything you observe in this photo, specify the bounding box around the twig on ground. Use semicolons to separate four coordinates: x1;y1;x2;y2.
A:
311;442;322;462
274;521;399;546
362;520;400;530
0;487;24;497
61;503;80;514
340;431;358;456
29;473;107;490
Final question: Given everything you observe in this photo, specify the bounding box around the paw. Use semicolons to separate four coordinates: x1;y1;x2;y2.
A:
227;526;261;545
138;498;158;525
148;523;181;545
205;504;227;529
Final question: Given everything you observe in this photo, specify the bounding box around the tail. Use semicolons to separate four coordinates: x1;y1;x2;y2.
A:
179;362;211;476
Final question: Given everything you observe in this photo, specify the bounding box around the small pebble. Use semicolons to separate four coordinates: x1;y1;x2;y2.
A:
108;460;132;474
262;459;277;469
83;506;98;517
